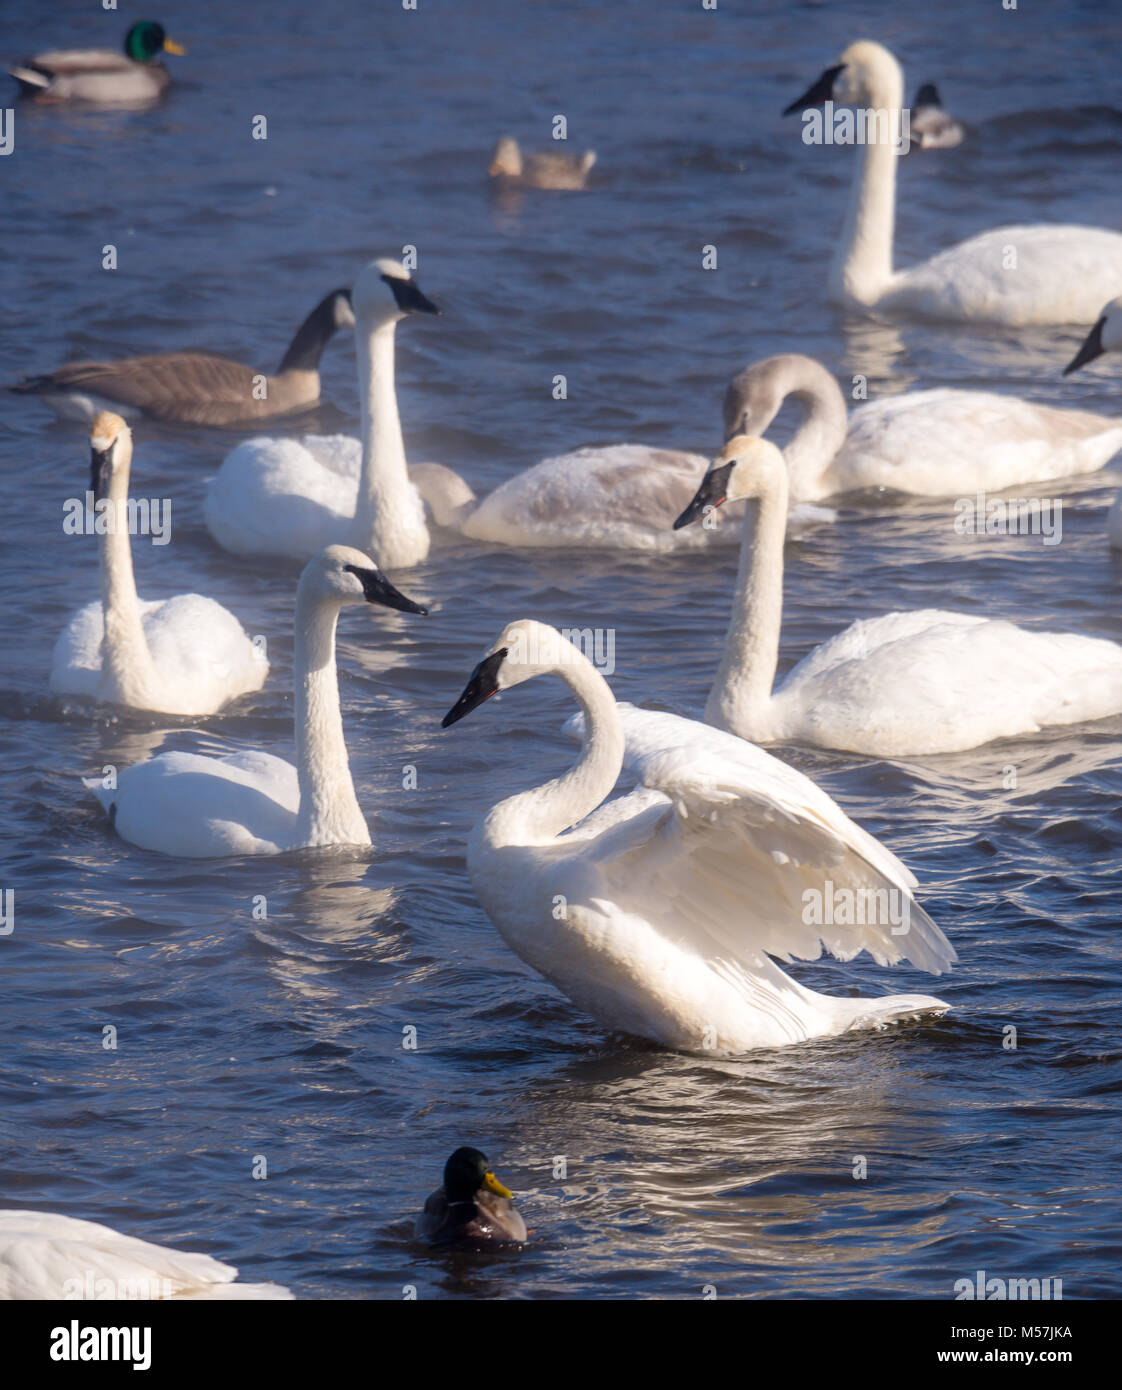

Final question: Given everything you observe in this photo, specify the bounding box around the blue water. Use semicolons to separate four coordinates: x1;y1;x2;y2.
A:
2;0;1121;1299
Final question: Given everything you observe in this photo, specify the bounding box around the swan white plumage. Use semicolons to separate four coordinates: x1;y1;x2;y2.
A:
723;353;1122;502
441;619;955;1054
1062;295;1122;547
0;1210;291;1300
84;545;427;856
784;41;1122;325
51;413;267;716
205;258;440;569
674;436;1122;755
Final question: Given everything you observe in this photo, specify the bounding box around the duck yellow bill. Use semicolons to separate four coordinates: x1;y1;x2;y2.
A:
163;37;187;56
483;1170;513;1198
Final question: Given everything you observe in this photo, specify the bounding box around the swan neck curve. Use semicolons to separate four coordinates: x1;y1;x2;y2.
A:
98;441;162;706
776;359;850;501
484;658;624;849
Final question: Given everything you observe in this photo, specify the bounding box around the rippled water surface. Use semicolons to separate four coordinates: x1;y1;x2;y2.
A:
2;0;1121;1299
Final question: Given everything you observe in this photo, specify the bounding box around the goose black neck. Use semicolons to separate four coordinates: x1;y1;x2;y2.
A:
277;290;349;374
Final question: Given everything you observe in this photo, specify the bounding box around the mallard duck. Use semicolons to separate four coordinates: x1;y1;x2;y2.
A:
414;1148;527;1247
12;289;353;426
489;136;596;190
10;21;186;105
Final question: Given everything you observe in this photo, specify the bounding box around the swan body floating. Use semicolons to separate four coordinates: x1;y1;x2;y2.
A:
206;259;439;569
51;414;266;717
415;1148;527;1247
14;290;354;426
1064;295;1122;546
85;545;426;857
10;22;185;104
442;619;954;1054
785;41;1122;325
0;1210;290;1300
489;136;596;190
910;83;964;149
723;353;1122;502
675;437;1122;756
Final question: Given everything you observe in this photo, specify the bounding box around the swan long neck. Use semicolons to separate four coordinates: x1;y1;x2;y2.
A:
351;317;429;567
705;468;788;736
773;358;850;501
98;442;162;705
484;659;624;849
830;61;903;306
292;588;369;847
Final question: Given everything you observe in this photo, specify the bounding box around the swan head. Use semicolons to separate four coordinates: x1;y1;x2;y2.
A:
489;136;523;177
673;435;785;530
442;1147;514;1202
299;544;428;614
722;359;789;441
442;619;574;727
351;258;441;327
89;411;131;501
783;40;901;113
1064;296;1122;375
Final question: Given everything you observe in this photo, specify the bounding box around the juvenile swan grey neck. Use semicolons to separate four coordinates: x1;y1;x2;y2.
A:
485;655;624;849
292;574;370;848
724;355;849;502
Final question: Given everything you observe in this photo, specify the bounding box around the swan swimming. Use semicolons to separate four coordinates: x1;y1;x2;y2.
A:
1064;295;1122;546
722;353;1122;502
13;289;354;426
441;619;955;1054
205;258;440;570
784;41;1122;325
84;545;426;856
674;436;1122;756
0;1210;290;1300
51;413;266;717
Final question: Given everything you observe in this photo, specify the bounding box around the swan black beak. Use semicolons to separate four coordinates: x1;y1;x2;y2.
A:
442;649;508;728
673;462;734;530
1063;316;1107;375
90;443;113;502
343;564;428;614
783;63;845;116
381;274;442;316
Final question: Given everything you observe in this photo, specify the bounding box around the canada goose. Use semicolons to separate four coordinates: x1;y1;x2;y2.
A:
489;136;596;190
10;21;186;105
13;290;354;426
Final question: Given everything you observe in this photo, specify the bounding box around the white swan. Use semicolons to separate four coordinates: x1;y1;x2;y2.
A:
0;1210;290;1300
1063;295;1122;546
674;436;1122;756
51;413;266;716
205;258;440;570
722;353;1122;502
784;41;1122;325
84;545;427;856
441;619;955;1054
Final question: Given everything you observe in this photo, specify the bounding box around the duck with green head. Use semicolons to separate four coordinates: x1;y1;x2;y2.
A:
415;1148;527;1247
10;20;186;105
